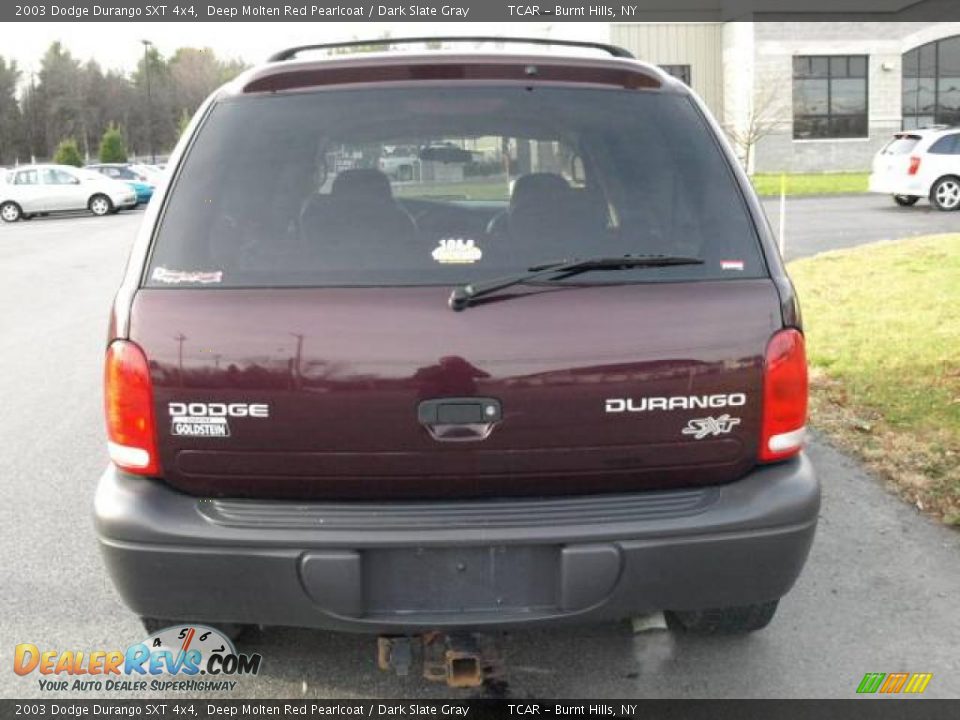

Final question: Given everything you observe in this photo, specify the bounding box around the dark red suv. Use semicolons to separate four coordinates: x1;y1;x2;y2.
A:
96;38;818;638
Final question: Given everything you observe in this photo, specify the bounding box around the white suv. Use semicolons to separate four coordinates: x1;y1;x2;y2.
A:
869;127;960;210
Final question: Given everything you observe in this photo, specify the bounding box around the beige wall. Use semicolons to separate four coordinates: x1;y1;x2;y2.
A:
611;23;725;118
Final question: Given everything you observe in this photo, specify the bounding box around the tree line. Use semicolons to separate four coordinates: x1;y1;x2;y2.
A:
0;42;247;165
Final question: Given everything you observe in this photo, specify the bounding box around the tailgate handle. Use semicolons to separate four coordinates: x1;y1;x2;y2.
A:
417;398;501;442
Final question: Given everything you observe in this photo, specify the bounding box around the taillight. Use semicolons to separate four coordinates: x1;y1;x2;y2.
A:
908;156;921;175
104;340;160;475
759;329;808;462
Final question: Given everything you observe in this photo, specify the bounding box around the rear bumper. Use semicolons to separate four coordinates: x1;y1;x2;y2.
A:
868;173;926;196
94;456;819;633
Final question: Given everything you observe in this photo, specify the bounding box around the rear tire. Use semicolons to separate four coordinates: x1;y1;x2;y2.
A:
893;194;919;207
666;600;779;635
139;617;250;642
88;194;113;217
0;201;21;222
930;176;960;211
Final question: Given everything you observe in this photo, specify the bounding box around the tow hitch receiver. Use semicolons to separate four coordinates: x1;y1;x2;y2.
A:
378;633;499;688
377;635;414;677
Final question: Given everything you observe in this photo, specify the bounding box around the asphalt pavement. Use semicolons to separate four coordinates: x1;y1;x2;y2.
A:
1;195;958;700
764;192;960;261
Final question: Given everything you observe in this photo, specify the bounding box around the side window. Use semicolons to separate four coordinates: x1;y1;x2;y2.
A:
928;134;960;155
15;170;38;185
42;169;76;185
54;170;78;184
118;168;135;179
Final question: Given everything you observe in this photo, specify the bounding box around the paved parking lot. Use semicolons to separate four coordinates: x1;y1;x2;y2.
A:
765;193;960;261
2;197;959;699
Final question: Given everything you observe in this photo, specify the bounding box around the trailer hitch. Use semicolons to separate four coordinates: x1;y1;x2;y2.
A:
377;632;501;689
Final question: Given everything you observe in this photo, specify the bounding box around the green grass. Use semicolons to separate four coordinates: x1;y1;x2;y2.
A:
393;179;509;202
788;235;960;523
396;173;870;199
751;172;869;197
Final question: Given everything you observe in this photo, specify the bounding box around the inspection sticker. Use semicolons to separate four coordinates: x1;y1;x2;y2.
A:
720;259;745;271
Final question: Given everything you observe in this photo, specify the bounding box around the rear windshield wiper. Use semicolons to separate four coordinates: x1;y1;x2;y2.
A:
448;255;704;311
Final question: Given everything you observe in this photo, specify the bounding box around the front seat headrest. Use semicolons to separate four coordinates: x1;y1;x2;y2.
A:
510;173;572;210
331;168;394;203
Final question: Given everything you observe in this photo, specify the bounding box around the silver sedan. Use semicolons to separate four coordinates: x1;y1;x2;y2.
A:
0;164;138;222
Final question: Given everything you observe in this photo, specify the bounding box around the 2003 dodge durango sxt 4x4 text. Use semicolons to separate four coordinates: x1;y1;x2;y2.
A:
96;38;819;639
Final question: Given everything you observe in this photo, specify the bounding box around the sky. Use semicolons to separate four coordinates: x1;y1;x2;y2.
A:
5;22;611;75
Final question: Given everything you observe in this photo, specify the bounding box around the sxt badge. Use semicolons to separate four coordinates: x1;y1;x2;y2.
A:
168;402;269;438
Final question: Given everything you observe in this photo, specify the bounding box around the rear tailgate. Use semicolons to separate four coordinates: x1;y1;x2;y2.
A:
131;280;780;499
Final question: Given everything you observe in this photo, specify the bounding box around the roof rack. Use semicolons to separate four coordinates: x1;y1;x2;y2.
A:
268;37;635;63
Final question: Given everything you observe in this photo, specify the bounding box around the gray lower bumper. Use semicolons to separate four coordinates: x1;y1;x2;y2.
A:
94;456;819;633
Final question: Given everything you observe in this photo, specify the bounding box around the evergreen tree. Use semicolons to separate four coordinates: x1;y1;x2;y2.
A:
99;124;128;163
53;137;83;167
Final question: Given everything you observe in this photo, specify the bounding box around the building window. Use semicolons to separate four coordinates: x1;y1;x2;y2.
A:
660;65;691;85
793;55;868;139
902;35;960;130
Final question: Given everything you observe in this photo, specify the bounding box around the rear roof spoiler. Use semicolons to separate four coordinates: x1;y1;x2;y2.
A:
268;37;635;62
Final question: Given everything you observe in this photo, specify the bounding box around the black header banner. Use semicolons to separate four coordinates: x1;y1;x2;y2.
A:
5;0;960;22
3;700;960;720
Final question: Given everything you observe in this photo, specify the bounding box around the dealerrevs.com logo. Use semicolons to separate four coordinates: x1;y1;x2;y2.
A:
14;625;261;693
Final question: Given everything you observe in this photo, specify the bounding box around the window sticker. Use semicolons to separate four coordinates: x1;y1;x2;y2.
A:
152;267;224;284
720;259;744;271
432;238;483;265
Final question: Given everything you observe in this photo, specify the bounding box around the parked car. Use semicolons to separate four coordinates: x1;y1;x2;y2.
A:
86;163;156;205
869;126;960;210
378;150;419;181
0;164;137;222
96;39;817;648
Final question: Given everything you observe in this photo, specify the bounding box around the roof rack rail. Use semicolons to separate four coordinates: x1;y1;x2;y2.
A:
268;37;635;63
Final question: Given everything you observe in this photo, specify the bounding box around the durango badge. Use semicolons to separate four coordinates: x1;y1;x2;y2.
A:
605;393;747;413
168;402;269;438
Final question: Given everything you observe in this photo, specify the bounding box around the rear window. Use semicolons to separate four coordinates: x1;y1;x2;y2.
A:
881;134;922;155
147;85;765;288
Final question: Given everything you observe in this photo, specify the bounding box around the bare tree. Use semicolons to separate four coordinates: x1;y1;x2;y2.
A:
724;86;785;173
